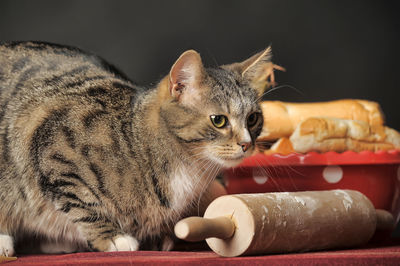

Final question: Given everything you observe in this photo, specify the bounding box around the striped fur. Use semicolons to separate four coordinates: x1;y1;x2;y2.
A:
0;41;271;254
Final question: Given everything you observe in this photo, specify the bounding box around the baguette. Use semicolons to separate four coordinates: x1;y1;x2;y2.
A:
288;117;400;153
258;99;385;141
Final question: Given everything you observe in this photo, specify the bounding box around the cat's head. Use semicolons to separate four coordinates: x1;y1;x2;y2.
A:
160;47;274;168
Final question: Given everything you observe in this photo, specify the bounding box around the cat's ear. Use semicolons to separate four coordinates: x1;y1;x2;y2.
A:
224;46;275;96
169;50;205;103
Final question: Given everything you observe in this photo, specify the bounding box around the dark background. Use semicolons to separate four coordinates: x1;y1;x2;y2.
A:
0;0;399;129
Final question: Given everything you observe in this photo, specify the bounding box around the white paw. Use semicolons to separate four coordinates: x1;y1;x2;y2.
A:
0;234;14;257
107;234;139;252
40;241;78;254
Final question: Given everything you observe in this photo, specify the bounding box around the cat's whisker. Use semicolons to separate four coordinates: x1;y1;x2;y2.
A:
178;155;212;209
195;164;214;216
194;159;217;192
204;48;219;68
198;169;221;216
273;159;302;191
265;84;304;97
189;161;209;190
179;149;208;167
183;166;213;213
193;158;216;186
180;152;204;166
252;84;304;105
196;161;221;216
253;157;283;192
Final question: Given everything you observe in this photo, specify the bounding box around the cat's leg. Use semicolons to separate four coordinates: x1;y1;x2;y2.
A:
34;145;140;252
25;184;139;252
161;236;174;251
83;228;139;252
141;235;174;251
0;233;14;257
34;187;140;252
40;241;81;254
37;207;140;252
66;211;139;252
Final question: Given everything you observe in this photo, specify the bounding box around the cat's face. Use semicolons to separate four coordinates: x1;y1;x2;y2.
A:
194;68;263;167
161;47;272;168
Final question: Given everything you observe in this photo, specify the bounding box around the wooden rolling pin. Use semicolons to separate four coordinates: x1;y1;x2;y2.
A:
175;190;394;257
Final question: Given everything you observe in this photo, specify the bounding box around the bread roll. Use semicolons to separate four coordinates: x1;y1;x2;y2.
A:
289;117;400;153
263;137;294;155
258;99;384;141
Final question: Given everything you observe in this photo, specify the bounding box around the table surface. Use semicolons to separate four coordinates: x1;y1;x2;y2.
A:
4;239;400;266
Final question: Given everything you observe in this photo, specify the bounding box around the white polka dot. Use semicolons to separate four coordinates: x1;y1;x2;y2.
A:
253;167;268;184
397;165;400;181
323;166;343;184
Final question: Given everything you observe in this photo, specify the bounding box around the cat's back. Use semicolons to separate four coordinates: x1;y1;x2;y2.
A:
0;41;131;99
0;41;137;122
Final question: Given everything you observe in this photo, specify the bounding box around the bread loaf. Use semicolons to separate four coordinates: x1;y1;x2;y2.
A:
258;99;384;141
286;117;400;153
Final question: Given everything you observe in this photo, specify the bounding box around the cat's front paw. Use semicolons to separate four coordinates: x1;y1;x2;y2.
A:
107;234;139;252
0;234;14;257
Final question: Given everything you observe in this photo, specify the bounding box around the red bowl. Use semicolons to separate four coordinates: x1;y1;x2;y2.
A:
223;150;400;223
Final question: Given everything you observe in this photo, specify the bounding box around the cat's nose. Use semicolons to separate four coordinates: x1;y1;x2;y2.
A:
238;141;251;152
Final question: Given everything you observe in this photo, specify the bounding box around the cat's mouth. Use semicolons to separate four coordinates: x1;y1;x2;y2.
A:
207;148;254;168
220;155;245;161
217;155;246;168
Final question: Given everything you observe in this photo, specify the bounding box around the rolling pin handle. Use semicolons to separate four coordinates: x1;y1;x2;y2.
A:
375;209;395;231
174;216;235;242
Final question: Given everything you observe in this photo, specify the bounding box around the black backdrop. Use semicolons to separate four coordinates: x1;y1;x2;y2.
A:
0;0;399;127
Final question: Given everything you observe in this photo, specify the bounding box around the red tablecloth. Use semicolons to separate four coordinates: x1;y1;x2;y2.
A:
5;241;400;265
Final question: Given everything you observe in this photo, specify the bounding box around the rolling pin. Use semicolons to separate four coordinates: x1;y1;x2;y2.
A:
175;190;394;257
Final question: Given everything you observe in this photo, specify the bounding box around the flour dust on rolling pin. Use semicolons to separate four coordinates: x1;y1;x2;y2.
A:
175;190;394;257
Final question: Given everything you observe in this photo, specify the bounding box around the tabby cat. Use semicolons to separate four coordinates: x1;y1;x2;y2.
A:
0;41;273;255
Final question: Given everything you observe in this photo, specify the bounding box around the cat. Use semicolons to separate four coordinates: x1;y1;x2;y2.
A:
0;41;274;255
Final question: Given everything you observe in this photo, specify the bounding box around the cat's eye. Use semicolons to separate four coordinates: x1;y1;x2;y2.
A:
210;115;228;128
247;112;259;127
